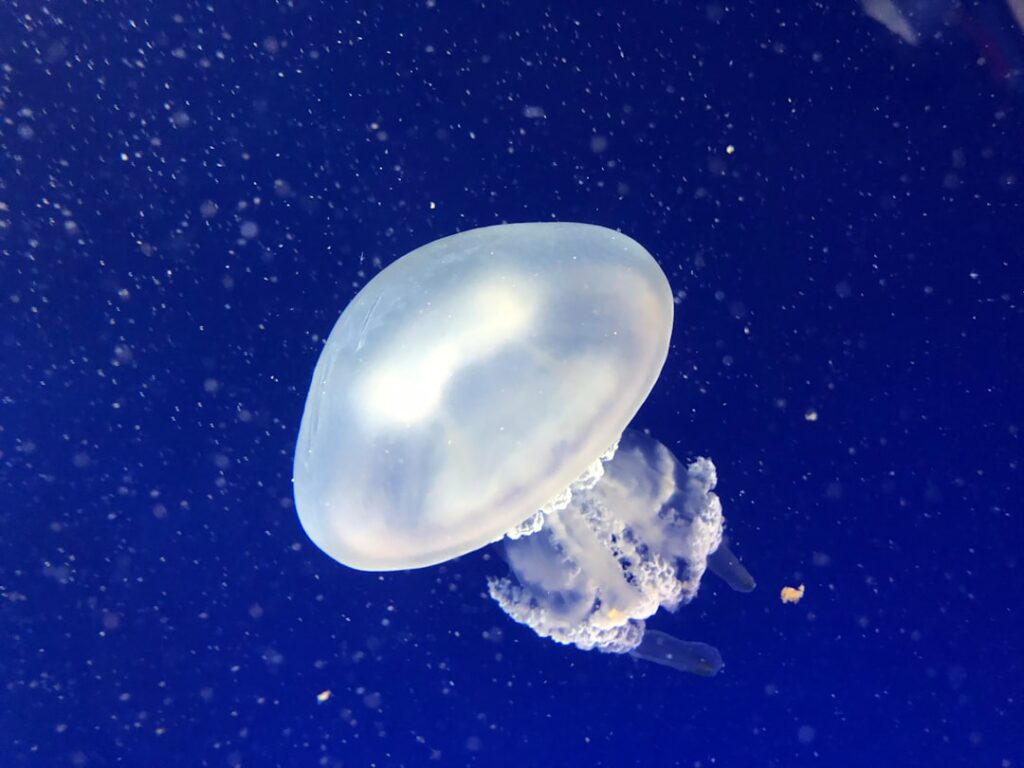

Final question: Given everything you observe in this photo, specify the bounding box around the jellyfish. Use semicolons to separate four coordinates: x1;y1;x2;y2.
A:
293;222;755;674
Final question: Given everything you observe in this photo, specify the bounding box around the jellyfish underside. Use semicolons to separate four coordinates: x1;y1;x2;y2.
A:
488;429;755;676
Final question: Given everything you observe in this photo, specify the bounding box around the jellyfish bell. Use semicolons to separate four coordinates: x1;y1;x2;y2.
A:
293;222;754;674
293;222;674;571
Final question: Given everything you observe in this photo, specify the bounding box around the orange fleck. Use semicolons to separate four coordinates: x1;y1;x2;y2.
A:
780;584;805;604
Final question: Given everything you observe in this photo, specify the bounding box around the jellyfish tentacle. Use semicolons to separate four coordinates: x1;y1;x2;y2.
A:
630;629;724;677
708;537;756;593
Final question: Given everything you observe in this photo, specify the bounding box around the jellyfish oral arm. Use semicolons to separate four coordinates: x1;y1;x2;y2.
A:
489;431;752;674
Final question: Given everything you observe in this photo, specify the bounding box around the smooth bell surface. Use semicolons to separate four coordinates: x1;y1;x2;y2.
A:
293;222;674;570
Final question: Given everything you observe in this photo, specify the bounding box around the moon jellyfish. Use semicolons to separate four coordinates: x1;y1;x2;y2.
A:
293;222;755;675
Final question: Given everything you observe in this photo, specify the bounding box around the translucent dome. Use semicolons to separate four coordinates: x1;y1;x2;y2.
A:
293;222;674;571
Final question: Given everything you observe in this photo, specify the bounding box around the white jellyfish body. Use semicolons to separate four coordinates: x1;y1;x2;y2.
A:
293;222;754;674
294;222;673;571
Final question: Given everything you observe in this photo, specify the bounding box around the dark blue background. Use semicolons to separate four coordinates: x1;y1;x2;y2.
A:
2;1;1021;765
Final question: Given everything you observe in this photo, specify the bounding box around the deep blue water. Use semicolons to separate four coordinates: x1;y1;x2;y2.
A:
2;1;1022;766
